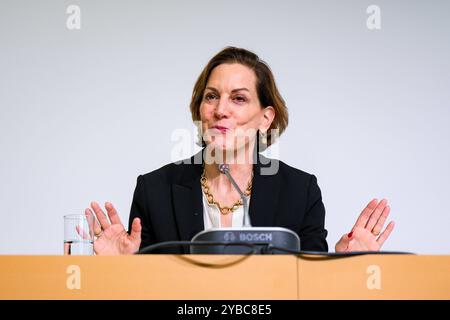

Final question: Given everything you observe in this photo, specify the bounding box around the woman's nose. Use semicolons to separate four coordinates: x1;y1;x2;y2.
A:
214;97;230;118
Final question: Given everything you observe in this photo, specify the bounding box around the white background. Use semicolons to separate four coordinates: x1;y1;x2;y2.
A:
0;0;449;254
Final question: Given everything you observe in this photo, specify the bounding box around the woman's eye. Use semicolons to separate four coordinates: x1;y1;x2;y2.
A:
233;95;247;103
205;93;218;101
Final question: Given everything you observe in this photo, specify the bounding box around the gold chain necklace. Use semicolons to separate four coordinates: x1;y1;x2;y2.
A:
200;166;253;215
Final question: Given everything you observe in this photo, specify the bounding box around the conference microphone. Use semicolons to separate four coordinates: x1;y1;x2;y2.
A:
218;163;249;226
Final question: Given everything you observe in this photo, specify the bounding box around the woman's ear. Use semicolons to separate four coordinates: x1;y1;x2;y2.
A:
259;106;275;132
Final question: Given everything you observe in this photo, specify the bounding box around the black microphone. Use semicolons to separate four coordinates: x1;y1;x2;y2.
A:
218;163;249;226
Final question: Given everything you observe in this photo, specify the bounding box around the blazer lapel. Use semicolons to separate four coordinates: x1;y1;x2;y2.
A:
249;155;281;227
171;152;205;252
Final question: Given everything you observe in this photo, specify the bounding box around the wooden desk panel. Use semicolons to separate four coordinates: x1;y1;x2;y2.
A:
297;254;450;299
0;255;297;299
0;255;449;299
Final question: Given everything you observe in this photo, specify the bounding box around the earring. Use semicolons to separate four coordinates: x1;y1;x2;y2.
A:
260;131;268;145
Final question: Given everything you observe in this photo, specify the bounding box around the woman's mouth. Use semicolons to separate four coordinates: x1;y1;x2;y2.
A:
211;125;229;133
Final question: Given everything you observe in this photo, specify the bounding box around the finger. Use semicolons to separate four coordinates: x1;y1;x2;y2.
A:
352;199;378;230
84;209;94;238
85;208;102;237
335;232;352;252
371;205;390;236
376;221;395;247
365;199;388;231
129;217;142;242
105;202;122;225
75;225;90;240
90;201;110;230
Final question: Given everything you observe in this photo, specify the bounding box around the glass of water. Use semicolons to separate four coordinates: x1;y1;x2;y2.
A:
64;214;94;255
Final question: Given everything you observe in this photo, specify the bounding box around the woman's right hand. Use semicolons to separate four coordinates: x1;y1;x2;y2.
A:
85;202;142;255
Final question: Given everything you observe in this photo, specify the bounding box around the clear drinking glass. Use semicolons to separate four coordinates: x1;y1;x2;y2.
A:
64;214;94;255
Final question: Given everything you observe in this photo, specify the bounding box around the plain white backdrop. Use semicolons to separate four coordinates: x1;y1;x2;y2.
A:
0;0;449;254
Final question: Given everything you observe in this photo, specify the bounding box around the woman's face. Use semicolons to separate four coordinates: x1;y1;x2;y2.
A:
199;63;274;154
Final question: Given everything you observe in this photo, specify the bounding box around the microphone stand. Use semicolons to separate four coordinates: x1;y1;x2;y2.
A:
218;164;249;226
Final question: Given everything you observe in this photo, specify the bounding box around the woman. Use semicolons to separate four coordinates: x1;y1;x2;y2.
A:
86;47;395;255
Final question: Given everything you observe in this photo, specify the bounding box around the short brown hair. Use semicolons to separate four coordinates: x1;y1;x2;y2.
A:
190;47;288;147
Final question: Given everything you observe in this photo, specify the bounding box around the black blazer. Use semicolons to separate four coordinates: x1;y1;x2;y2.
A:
128;150;328;253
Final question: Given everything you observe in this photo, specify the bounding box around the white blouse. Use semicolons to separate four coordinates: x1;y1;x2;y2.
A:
202;192;252;229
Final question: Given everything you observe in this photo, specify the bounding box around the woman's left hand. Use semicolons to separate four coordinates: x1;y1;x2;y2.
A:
335;199;395;252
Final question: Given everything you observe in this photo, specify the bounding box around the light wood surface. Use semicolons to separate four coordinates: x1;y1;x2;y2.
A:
0;254;449;299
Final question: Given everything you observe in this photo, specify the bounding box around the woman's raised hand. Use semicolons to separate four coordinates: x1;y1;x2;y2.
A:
85;202;142;255
335;199;395;253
